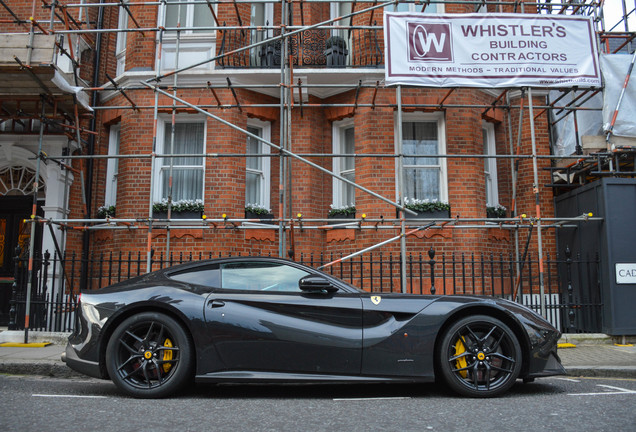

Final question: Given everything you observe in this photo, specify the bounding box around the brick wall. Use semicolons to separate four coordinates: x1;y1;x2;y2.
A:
0;0;558;278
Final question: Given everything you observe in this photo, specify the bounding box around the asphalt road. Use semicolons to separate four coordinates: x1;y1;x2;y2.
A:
1;375;635;431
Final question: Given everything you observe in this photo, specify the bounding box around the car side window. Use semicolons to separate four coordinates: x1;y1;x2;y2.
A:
168;265;220;288
220;262;311;292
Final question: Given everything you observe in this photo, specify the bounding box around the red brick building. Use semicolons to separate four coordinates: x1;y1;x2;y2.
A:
3;1;625;329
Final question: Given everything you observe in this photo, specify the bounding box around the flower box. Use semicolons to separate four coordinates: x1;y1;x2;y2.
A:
245;210;275;223
153;211;202;220
327;212;356;225
402;209;450;220
399;198;450;221
486;205;507;219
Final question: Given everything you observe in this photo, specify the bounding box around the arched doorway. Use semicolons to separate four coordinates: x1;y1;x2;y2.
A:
0;165;45;325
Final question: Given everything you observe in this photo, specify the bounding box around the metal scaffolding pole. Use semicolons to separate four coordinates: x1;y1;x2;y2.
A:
5;0;633;304
396;85;407;293
23;99;47;343
527;87;546;318
279;0;290;258
142;83;418;216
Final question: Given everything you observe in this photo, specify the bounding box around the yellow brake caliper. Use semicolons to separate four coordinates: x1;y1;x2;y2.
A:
454;337;468;378
162;338;173;373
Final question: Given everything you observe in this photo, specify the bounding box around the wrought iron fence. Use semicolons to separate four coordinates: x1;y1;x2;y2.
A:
8;246;601;334
217;26;383;68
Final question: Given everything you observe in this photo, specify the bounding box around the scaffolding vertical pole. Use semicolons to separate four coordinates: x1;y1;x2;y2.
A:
285;12;294;257
278;0;289;258
527;87;546;317
166;3;185;257
147;11;167;272
23;99;47;343
396;85;407;293
506;92;520;291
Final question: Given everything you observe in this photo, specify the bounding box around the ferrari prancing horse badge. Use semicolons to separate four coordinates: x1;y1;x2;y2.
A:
371;296;381;305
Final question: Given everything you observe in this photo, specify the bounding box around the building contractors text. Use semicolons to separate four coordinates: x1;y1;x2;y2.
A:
384;13;601;88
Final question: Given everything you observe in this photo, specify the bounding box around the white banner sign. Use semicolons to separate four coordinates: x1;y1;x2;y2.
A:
384;13;601;88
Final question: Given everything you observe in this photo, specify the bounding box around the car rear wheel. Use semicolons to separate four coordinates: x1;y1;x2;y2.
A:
437;315;522;397
105;312;193;398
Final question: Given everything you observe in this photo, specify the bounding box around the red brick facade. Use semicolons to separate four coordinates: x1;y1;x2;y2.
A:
1;1;557;292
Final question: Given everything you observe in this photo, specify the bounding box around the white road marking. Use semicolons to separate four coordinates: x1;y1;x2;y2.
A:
32;394;107;399
568;384;636;396
333;397;411;401
555;377;581;383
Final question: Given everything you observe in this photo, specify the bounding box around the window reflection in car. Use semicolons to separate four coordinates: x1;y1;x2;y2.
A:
221;262;311;292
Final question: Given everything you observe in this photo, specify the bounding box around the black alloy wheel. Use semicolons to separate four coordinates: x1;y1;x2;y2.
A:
105;312;193;398
437;315;522;397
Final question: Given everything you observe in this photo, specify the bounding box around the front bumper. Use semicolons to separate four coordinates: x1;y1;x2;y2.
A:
526;349;566;378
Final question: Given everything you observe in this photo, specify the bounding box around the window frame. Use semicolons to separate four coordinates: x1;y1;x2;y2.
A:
158;0;217;71
245;118;272;209
396;111;448;203
161;0;216;35
387;0;445;13
152;115;207;203
115;1;128;76
105;124;120;207
332;118;355;208
482;121;499;207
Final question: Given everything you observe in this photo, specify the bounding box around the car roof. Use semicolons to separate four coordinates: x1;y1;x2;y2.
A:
155;256;363;293
157;256;302;274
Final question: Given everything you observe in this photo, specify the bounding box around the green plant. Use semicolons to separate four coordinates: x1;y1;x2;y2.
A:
152;199;204;213
97;205;116;218
403;198;450;212
487;204;507;218
326;35;347;49
328;204;356;217
245;203;271;215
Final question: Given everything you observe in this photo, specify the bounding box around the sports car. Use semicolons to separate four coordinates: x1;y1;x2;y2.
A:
63;256;565;398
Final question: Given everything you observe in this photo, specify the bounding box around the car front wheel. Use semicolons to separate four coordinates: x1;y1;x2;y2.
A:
105;312;193;398
437;315;522;397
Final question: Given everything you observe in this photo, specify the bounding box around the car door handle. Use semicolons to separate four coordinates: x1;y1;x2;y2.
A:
209;300;225;308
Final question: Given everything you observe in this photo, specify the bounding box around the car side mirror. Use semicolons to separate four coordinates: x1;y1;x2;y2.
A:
298;275;338;293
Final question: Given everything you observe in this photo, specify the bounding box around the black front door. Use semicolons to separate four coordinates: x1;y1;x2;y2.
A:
0;196;40;325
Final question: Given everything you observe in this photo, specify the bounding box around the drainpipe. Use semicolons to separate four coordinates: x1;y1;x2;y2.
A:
79;4;104;291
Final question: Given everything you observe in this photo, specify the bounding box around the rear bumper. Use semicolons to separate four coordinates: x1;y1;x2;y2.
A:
63;343;103;379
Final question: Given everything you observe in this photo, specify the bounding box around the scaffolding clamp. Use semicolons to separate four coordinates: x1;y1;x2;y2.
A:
226;77;242;112
28;16;49;35
106;73;138;111
296;213;304;232
207;81;223;108
371;81;379;110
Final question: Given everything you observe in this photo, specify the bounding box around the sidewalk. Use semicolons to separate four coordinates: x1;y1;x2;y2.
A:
1;330;635;379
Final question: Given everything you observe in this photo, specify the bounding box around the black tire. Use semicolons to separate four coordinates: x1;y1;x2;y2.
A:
105;312;193;398
437;315;522;398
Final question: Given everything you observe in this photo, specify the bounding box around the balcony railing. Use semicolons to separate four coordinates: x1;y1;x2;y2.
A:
217;27;383;69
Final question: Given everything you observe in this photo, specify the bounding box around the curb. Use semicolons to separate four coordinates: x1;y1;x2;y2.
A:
0;361;85;379
0;331;71;345
566;366;636;379
558;333;636;345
